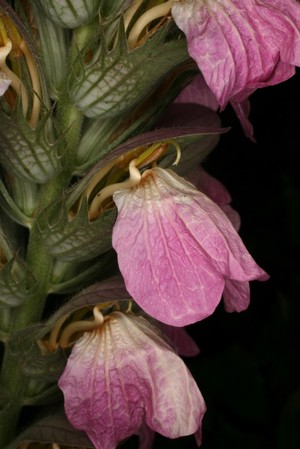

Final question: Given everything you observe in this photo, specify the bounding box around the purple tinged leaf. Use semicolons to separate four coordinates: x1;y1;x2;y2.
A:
59;312;205;449
112;168;268;326
172;0;300;108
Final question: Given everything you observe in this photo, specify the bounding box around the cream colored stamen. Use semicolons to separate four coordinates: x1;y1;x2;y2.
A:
89;159;141;219
127;0;172;48
123;0;144;31
59;306;104;348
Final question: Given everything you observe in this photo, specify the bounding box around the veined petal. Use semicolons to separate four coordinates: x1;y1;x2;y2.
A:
112;168;268;326
172;0;300;107
187;167;241;231
58;312;205;449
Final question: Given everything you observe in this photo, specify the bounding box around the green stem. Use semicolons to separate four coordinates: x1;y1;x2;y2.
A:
0;102;83;449
0;16;99;443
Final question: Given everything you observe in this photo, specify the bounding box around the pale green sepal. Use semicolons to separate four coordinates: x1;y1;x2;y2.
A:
40;199;116;262
68;20;190;118
0;256;37;309
0;111;62;184
0;179;33;227
8;177;39;219
36;0;101;28
28;1;70;99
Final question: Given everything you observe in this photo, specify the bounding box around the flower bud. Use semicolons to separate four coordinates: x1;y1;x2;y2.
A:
28;1;70;98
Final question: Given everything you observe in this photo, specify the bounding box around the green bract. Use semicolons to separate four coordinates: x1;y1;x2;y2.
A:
68;21;190;118
35;0;102;28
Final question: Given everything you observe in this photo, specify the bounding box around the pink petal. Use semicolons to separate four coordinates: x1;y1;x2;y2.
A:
159;323;200;357
187;166;232;206
58;313;205;449
172;0;300;107
187;167;241;231
175;73;256;140
112;168;268;326
223;279;250;312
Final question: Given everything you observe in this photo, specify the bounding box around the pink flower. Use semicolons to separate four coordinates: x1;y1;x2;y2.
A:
112;167;268;326
187;166;252;312
187;166;241;231
172;0;300;108
175;74;255;140
58;312;205;449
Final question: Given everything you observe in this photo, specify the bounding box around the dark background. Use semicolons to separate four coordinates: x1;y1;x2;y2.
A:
153;71;300;448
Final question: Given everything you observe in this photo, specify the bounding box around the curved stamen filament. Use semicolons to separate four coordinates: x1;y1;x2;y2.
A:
123;0;144;32
89;159;141;220
84;156;124;201
59;306;104;348
0;40;28;117
171;140;181;166
48;314;70;351
127;0;172;48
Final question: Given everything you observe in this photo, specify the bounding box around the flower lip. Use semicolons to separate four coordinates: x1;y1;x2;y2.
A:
59;311;206;449
112;166;268;326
